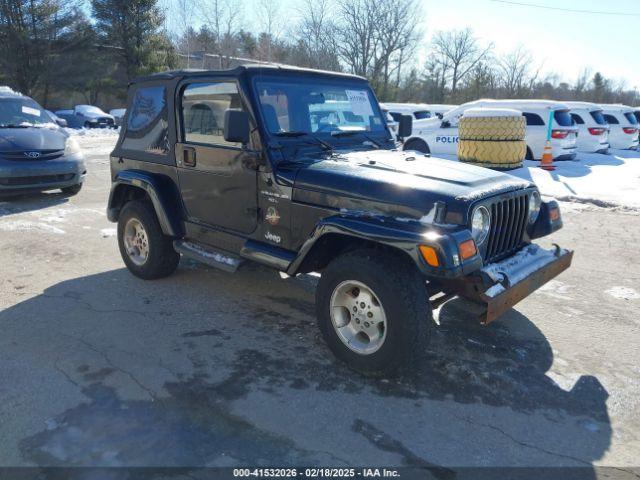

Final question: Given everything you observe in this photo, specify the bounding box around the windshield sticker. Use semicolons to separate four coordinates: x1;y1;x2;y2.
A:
22;106;41;117
345;90;374;117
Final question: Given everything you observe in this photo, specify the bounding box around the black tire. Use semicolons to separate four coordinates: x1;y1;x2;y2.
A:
84;121;91;129
60;183;82;196
117;200;180;280
525;146;534;160
403;139;430;154
316;249;432;377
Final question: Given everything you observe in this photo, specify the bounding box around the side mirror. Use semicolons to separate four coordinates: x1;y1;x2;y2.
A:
398;114;412;138
56;118;67;127
441;120;451;128
224;109;250;145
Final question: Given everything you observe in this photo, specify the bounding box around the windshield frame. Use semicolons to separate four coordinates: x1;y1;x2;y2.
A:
250;73;392;146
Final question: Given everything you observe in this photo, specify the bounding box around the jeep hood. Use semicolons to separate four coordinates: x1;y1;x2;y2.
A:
290;149;533;224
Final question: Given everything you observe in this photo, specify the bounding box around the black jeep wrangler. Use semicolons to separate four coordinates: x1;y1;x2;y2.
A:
107;65;572;375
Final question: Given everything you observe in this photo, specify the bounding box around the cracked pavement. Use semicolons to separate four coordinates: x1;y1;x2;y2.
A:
0;135;639;475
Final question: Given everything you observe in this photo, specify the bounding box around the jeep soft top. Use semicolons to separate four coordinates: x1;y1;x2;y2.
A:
107;64;572;376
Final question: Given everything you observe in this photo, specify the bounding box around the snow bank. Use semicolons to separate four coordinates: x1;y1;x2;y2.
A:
435;150;640;210
64;127;120;137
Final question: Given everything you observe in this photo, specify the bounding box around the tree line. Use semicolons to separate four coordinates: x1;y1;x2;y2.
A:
1;0;637;110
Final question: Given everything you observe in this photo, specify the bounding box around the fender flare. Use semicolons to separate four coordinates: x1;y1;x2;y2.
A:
286;215;478;278
402;136;430;153
107;170;184;237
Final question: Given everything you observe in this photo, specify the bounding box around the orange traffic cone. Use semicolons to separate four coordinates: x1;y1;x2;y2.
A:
539;141;555;171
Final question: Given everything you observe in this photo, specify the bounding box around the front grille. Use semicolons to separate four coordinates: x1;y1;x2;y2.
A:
1;149;65;161
97;117;114;125
0;173;74;186
484;193;529;262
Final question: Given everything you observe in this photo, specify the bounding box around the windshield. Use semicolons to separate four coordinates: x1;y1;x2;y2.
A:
77;105;106;115
590;110;607;125
254;77;388;137
0;97;52;127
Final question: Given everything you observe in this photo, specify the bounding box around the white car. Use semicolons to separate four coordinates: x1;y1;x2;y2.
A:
381;103;457;122
109;108;126;127
600;104;639;150
404;99;578;160
565;101;609;153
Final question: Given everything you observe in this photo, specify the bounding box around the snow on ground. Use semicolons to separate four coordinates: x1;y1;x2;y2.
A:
64;127;120;137
437;150;640;211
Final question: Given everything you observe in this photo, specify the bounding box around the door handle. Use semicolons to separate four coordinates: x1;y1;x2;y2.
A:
183;147;196;167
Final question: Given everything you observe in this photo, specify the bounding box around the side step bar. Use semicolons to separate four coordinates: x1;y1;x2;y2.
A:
173;240;243;273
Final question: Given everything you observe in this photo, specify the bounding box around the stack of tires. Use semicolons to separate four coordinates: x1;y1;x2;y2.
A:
458;108;526;170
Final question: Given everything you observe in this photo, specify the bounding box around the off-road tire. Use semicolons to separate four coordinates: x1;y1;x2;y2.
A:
403;139;430;154
117;200;180;280
459;115;526;141
60;183;82;196
458;139;526;170
316;249;432;377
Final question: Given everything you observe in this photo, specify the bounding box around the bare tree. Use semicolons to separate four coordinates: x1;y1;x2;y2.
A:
198;0;242;63
295;0;340;70
255;0;282;61
430;28;493;99
497;46;542;98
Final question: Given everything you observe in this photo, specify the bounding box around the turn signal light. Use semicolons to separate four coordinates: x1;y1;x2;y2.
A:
622;127;638;135
419;245;440;267
458;239;477;261
588;127;606;136
550;207;560;221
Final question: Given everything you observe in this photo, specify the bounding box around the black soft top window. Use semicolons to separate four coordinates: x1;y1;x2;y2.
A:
122;85;169;155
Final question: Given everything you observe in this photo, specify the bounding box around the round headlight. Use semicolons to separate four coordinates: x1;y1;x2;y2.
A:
471;206;490;245
528;190;541;224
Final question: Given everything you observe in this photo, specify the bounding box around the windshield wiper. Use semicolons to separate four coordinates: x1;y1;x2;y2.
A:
330;130;382;148
274;131;333;152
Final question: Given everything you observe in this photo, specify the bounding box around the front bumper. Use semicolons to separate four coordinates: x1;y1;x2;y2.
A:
444;244;573;324
0;155;86;195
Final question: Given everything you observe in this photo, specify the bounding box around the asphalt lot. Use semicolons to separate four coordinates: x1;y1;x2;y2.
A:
1;135;639;476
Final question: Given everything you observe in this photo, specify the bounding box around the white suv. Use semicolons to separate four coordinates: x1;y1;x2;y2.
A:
404;99;579;160
565;101;609;153
381;103;457;122
601;104;639;150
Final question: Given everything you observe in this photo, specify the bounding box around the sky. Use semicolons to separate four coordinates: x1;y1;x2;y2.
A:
163;0;640;90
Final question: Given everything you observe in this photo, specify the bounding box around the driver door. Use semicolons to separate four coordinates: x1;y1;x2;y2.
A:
176;80;258;234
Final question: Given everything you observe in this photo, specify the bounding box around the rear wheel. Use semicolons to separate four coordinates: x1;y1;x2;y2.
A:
117;200;180;280
316;249;432;376
403;139;430;154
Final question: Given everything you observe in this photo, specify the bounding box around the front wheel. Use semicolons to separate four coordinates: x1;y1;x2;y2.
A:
117;200;180;280
316;249;432;376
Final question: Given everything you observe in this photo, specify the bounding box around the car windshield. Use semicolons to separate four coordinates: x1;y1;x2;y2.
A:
590;110;607;125
554;110;574;127
77;105;106;115
0;97;52;127
623;112;638;125
254;77;387;138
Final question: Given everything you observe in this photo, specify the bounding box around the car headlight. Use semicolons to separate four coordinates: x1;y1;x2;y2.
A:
528;190;541;224
471;206;491;245
64;136;81;155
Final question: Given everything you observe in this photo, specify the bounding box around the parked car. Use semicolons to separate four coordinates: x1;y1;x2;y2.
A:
106;65;571;376
633;107;640;125
565;101;609;153
110;108;126;127
45;110;67;128
55;105;115;129
380;107;399;137
600;104;639;150
382;102;457;122
404;99;579;160
0;88;86;197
